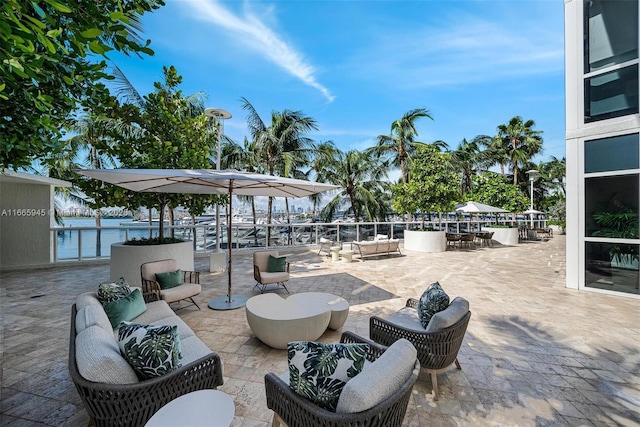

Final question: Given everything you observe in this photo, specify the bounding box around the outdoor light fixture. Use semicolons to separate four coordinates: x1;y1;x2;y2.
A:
205;108;232;254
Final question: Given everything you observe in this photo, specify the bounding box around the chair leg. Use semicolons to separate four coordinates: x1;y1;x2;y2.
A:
272;413;285;427
280;282;289;293
430;370;439;401
455;358;462;370
189;297;200;310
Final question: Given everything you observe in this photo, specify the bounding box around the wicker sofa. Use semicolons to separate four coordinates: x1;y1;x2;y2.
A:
351;239;402;261
69;290;224;427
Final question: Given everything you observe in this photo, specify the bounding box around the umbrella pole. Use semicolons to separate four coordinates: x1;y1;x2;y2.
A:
208;181;248;310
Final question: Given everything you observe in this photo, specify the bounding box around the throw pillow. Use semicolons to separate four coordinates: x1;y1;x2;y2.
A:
102;288;147;329
287;341;368;412
267;255;287;273
97;277;131;303
417;281;450;328
155;269;182;289
117;322;182;380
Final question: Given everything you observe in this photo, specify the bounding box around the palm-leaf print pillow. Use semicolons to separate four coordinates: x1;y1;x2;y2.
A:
287;341;368;411
117;322;182;380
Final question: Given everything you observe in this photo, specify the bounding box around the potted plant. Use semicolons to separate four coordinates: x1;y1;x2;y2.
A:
592;206;639;269
392;145;460;252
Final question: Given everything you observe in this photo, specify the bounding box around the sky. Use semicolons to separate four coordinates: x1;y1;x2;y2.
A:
111;0;566;177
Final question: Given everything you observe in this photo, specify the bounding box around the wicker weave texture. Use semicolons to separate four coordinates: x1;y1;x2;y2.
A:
369;299;471;370
265;331;419;427
69;304;223;427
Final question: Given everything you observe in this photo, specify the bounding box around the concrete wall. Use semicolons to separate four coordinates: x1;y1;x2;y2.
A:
0;182;54;268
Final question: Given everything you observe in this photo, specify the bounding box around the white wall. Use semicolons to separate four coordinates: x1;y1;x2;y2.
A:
0;182;54;268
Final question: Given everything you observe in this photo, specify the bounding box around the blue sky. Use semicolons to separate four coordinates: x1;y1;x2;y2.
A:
112;0;566;174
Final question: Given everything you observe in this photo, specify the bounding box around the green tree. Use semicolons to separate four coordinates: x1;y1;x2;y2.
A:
392;145;460;229
496;116;544;184
369;108;437;184
308;141;340;220
241;97;317;228
465;172;529;213
0;0;164;169
450;137;482;196
318;150;388;223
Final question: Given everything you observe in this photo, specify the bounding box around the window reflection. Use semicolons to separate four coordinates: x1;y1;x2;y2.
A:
585;242;639;294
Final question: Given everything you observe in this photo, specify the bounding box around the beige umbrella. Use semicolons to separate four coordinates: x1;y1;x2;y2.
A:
76;168;339;310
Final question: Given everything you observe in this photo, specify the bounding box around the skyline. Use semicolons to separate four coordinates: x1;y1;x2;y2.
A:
111;0;566;175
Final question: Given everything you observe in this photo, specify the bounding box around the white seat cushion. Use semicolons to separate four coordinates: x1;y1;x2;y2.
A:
76;326;139;384
258;271;290;285
76;305;113;333
425;297;469;332
159;283;202;304
336;339;417;414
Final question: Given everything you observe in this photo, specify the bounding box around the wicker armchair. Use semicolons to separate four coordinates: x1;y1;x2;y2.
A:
68;304;224;427
370;298;471;400
265;331;420;427
253;250;290;293
140;259;201;309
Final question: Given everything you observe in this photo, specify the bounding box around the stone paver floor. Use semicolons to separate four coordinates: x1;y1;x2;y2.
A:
1;235;640;426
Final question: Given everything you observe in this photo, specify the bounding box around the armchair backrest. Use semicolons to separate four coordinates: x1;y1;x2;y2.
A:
253;250;280;274
141;259;178;282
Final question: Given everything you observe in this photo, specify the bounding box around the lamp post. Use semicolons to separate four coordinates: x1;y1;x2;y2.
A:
526;169;539;229
205;108;232;253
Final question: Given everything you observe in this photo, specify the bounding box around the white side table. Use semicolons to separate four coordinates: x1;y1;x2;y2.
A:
145;390;234;427
330;246;341;261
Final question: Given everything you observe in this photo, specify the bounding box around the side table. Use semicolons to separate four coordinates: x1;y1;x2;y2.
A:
330;246;341;261
145;389;234;427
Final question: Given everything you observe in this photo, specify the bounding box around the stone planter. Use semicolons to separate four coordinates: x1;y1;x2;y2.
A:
484;227;519;246
403;230;446;253
110;240;194;287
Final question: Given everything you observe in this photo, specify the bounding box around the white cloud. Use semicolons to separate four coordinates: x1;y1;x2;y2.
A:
180;0;335;102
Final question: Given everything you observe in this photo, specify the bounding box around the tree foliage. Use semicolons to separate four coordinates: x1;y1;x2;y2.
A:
392;144;460;228
465;172;529;213
0;0;164;169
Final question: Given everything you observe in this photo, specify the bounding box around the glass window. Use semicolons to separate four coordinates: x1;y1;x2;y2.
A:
585;242;639;295
585;174;639;238
584;133;639;173
585;64;639;122
584;0;638;73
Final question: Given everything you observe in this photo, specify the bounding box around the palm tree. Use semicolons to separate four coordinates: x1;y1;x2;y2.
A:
318;149;388;223
450;137;482;196
541;156;566;197
307;141;340;220
369;108;435;184
496;116;543;184
241;97;318;230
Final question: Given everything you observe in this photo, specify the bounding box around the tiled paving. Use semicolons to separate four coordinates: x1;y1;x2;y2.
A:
1;235;640;426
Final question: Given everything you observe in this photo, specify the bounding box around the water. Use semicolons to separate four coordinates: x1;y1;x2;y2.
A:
55;218;162;259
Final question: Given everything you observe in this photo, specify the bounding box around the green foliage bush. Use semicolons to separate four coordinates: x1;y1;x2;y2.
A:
124;237;184;246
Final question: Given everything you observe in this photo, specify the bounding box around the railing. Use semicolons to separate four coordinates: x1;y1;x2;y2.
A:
51;218;546;262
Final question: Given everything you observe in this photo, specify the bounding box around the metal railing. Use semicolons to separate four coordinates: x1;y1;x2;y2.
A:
51;218;545;262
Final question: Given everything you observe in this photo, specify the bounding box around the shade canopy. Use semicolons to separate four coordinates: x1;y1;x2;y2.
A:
455;201;509;213
76;168;338;198
76;168;339;310
522;209;544;215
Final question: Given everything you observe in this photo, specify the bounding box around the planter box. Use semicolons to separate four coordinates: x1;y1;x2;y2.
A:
403;230;446;253
110;241;194;287
484;227;519;246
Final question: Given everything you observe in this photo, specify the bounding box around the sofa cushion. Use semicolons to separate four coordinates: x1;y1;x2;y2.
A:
76;325;139;384
155;269;182;289
417;282;450;328
425;297;470;332
385;307;425;332
133;300;177;325
75;292;101;311
103;288;147;329
118;322;182;380
76;304;113;334
267;255;287;272
97;277;132;303
336;339;417;414
288;341;368;412
179;335;215;365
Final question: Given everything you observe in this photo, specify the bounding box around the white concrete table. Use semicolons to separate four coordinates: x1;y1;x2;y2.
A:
338;249;354;263
145;390;234;427
245;292;350;349
288;292;349;330
330;246;341;261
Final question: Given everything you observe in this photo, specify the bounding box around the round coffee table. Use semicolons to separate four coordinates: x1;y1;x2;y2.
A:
245;293;331;349
287;292;349;330
145;390;234;427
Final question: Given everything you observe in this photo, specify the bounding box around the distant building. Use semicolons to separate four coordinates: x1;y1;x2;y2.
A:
565;0;639;297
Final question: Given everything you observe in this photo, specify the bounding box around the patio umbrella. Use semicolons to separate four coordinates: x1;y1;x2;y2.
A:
455;201;509;230
76;168;339;310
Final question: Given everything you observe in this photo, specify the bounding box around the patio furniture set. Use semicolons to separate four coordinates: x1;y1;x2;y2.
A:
68;250;471;426
321;235;403;262
446;231;495;249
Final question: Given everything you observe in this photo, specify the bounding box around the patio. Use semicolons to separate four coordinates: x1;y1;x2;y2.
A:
1;235;639;426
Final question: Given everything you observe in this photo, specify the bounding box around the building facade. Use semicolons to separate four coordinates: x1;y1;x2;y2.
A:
565;0;640;297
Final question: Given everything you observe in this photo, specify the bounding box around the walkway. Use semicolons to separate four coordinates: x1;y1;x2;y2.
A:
1;235;639;426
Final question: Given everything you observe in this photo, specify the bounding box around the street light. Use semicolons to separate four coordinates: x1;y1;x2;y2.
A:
526;169;539;229
205;108;232;254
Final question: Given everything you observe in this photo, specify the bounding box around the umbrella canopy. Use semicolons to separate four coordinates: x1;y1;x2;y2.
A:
522;208;544;215
76;168;339;310
455;201;509;213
